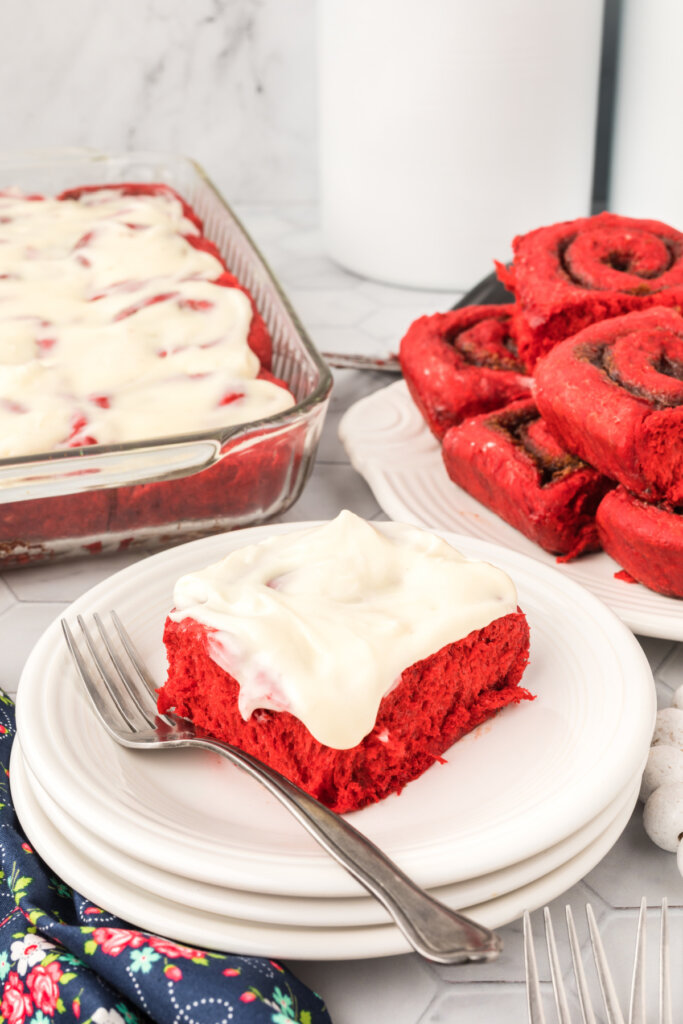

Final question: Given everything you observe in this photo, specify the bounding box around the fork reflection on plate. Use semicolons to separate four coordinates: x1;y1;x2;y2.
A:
61;610;502;966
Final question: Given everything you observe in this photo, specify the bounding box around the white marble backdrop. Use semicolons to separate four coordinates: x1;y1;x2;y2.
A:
0;0;317;202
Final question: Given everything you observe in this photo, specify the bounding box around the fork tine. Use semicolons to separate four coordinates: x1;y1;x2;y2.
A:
544;906;573;1024
109;611;175;727
628;898;647;1024
74;615;141;731
659;899;672;1024
62;619;133;735
523;911;547;1024
93;612;157;726
586;904;626;1024
566;905;597;1024
110;611;160;700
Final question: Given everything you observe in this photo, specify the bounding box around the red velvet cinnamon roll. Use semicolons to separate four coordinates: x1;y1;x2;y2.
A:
441;399;614;560
399;306;531;440
596;487;683;599
497;212;683;367
534;306;683;507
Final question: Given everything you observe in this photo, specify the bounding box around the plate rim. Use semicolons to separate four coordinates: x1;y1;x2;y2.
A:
9;739;640;961
16;519;656;897
18;737;643;929
339;379;683;641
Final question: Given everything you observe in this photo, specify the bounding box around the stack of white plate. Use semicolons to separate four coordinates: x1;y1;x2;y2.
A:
12;524;657;960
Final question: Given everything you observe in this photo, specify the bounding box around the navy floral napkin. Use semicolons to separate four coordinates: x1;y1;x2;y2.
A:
0;693;331;1024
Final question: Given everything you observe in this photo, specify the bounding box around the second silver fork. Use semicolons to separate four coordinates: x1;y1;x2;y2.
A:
62;610;502;967
524;899;673;1024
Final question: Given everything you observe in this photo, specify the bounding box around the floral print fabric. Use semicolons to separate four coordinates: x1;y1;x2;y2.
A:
0;694;331;1024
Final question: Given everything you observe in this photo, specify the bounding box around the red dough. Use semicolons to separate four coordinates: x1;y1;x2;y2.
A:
534;306;683;506
596;487;683;599
0;491;114;562
497;211;683;367
109;422;306;534
0;420;306;561
441;399;614;560
399;306;531;439
159;612;532;814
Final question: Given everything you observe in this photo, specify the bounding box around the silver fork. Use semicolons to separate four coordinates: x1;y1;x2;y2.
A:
61;611;502;966
524;899;673;1024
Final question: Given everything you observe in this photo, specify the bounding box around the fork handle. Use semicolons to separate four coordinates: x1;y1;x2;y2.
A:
189;734;501;964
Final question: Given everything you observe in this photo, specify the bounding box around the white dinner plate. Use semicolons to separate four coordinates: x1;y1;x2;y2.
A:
16;520;655;898
339;380;683;641
20;739;642;928
10;743;640;960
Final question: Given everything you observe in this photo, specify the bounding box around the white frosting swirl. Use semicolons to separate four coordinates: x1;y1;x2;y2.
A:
0;188;294;457
170;512;520;748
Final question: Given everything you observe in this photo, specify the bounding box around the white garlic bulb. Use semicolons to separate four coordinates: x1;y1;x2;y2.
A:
641;689;683;876
651;707;683;748
639;744;683;802
643;782;683;852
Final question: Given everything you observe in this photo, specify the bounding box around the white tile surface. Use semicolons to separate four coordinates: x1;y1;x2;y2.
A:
422;985;529;1023
277;462;382;524
0;200;679;1024
0;601;70;697
293;289;377;330
317;368;398;464
288;955;436;1024
2;552;142;604
0;577;17;617
657;643;683;689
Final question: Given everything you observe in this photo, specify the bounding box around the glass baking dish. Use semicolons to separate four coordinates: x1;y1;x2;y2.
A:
0;148;333;566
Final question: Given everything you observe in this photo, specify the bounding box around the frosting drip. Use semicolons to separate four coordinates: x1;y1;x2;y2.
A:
170;512;519;748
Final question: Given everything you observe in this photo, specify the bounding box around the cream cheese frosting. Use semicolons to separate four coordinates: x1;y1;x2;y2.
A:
0;187;294;457
170;512;519;748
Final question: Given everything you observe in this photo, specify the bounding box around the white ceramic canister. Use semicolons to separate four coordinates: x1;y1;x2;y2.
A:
609;0;683;227
318;0;605;291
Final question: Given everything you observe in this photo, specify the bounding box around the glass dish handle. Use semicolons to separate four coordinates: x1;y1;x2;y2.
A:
0;439;222;503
